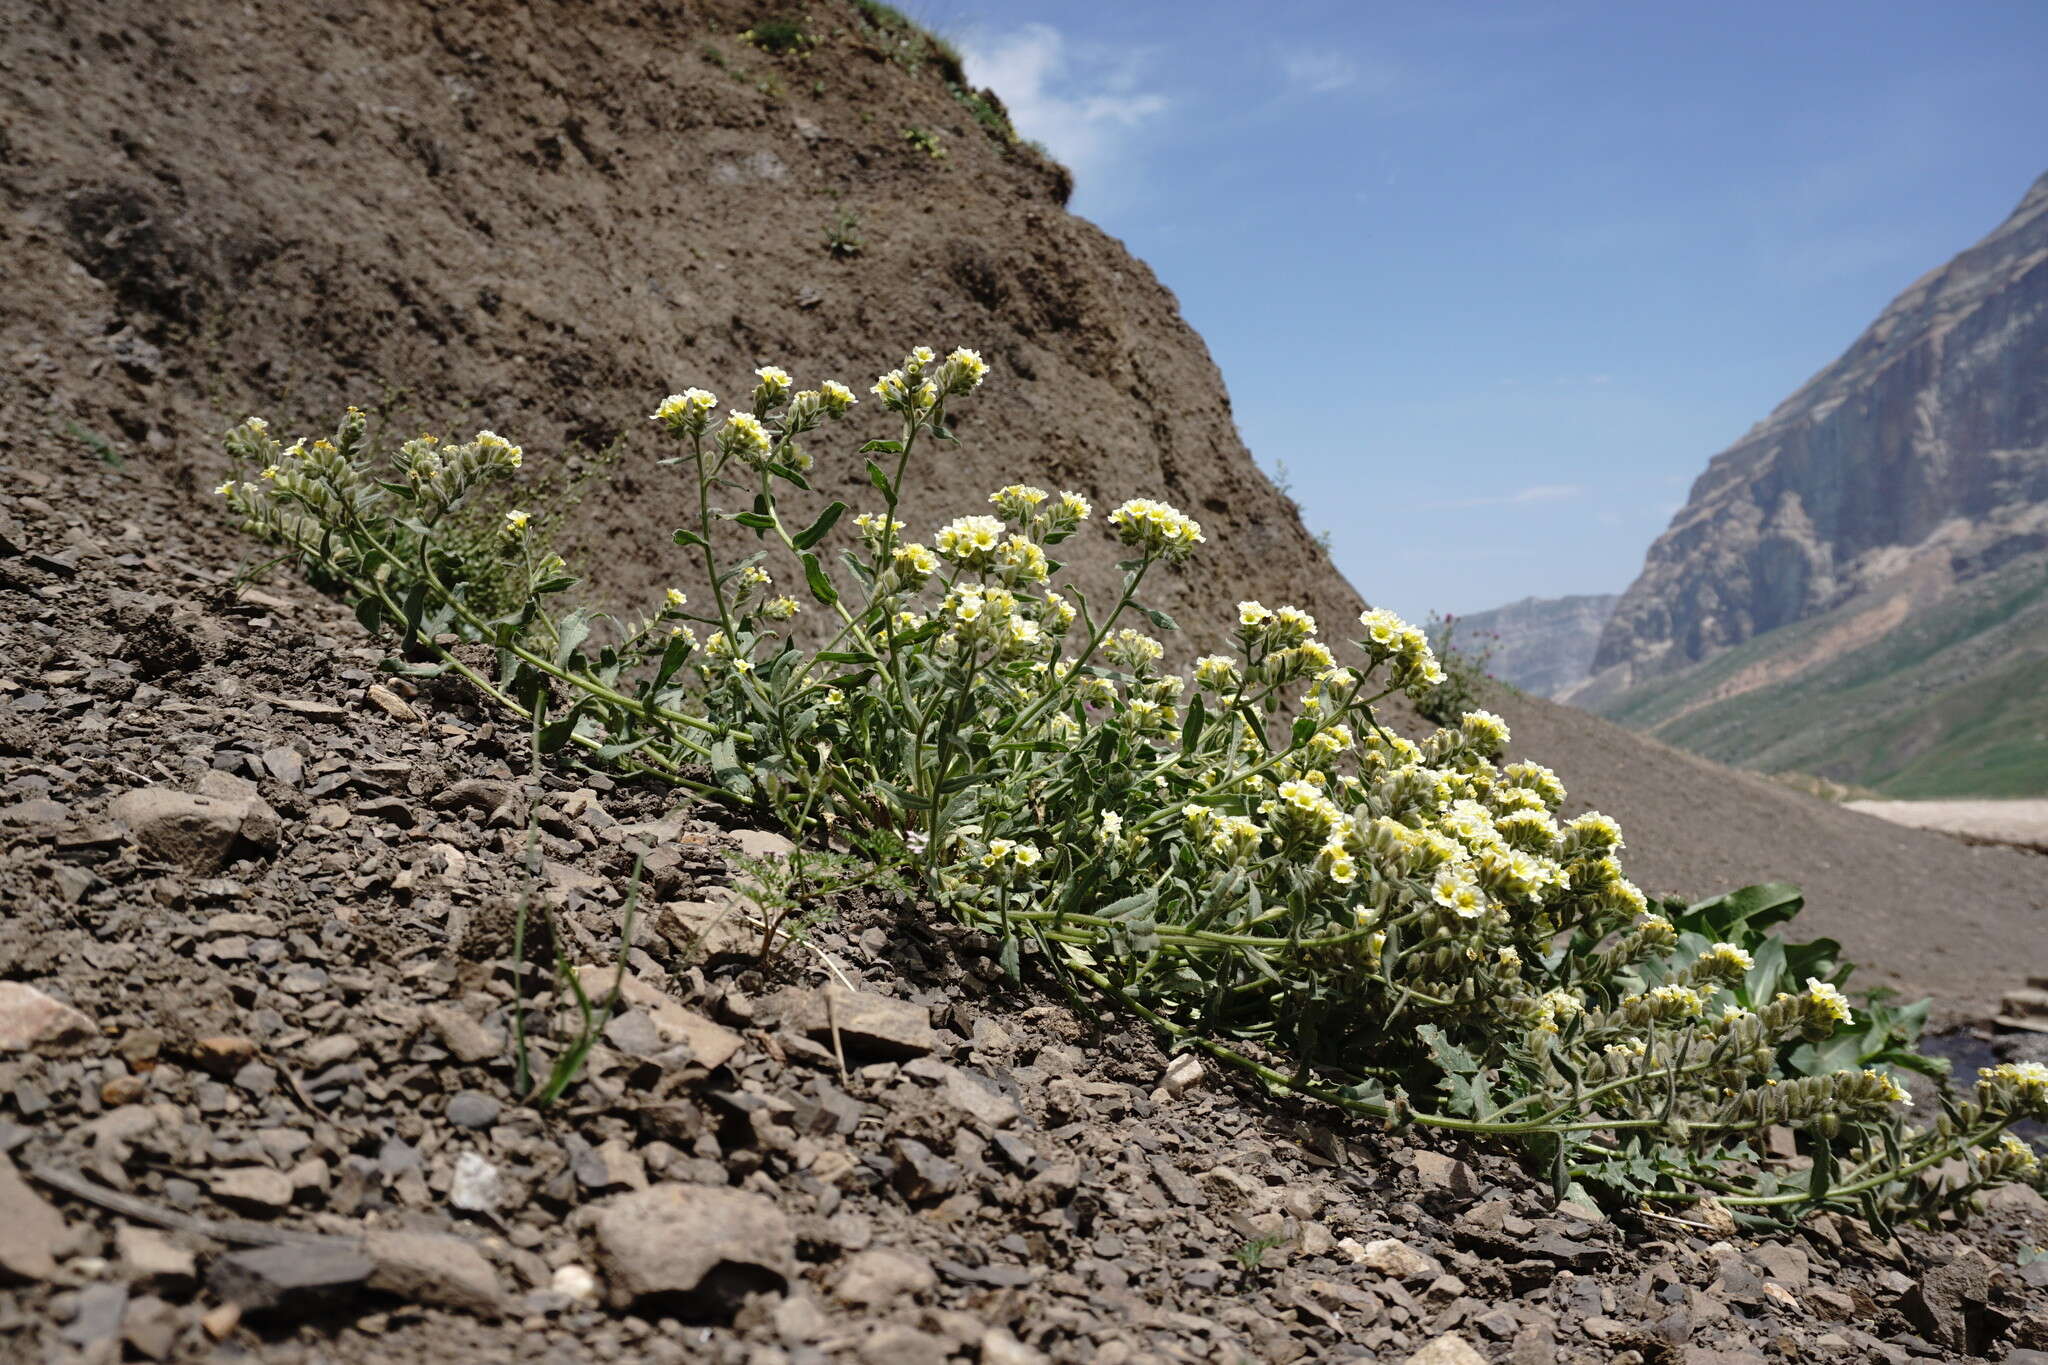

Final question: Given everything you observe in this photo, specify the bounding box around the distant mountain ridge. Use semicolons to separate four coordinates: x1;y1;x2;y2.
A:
1451;594;1617;698
1580;171;2048;698
1569;171;2048;795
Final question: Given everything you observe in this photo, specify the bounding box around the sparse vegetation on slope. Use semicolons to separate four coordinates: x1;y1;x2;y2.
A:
1597;551;2048;797
220;344;2046;1225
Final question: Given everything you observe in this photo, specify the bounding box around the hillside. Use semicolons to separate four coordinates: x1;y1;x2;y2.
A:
0;0;1356;661
1450;594;1617;698
3;0;2044;1013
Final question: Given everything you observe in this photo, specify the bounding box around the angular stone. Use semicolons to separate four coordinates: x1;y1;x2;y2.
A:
423;1007;501;1065
365;1229;505;1317
1411;1150;1480;1197
573;967;742;1069
1355;1238;1441;1280
1900;1249;1997;1355
365;683;421;723
788;985;937;1060
209;1166;294;1214
728;828;794;861
0;982;95;1052
448;1152;504;1214
116;1225;197;1292
211;1241;373;1311
109;777;278;873
940;1066;1022;1130
1404;1334;1488;1365
0;1153;71;1281
592;1183;793;1313
835;1247;937;1307
981;1327;1050;1365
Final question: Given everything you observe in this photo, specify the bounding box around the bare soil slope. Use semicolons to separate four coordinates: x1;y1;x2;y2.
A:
2;3;2042;1013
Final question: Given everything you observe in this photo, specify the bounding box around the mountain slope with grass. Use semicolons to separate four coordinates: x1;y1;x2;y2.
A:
1596;548;2048;796
1586;170;2048;689
1570;170;2048;794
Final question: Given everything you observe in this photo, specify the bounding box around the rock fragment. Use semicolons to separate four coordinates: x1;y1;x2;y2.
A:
0;982;95;1052
209;1241;374;1313
788;985;938;1059
835;1247;938;1306
0;1153;71;1281
365;1229;505;1316
1404;1333;1488;1365
591;1183;793;1314
109;773;279;873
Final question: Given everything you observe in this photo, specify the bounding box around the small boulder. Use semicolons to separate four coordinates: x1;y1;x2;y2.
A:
592;1183;793;1315
110;773;279;873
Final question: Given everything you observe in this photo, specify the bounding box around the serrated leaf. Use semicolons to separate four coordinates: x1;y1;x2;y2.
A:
1416;1023;1480;1075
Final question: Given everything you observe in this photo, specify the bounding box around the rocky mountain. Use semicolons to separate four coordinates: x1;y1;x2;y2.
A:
1580;172;2048;698
1450;594;1617;698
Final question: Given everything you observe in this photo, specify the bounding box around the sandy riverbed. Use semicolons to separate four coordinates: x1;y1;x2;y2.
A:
1847;797;2048;848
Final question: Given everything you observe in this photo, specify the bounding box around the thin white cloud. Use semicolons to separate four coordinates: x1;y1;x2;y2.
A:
1427;484;1584;511
958;23;1167;186
1277;47;1408;101
1281;51;1358;95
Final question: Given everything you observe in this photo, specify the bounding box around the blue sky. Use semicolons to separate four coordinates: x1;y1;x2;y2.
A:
937;1;2048;620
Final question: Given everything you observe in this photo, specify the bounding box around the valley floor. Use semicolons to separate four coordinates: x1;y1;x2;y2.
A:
1847;800;2048;854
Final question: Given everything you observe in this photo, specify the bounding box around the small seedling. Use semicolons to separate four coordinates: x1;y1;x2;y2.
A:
1234;1233;1287;1275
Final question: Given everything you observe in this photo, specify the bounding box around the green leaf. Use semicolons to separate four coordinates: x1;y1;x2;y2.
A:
354;598;383;634
1095;886;1160;920
1686;882;1805;938
733;511;776;531
1180;694;1208;751
672;527;707;549
864;459;895;501
765;461;812;491
538;711;582;754
555;612;591;666
817;650;877;664
800;552;839;605
1415;1023;1480;1075
1143;606;1179;632
791;501;847;550
860;440;904;455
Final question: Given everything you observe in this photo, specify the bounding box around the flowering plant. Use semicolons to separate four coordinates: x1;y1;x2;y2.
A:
220;346;2045;1223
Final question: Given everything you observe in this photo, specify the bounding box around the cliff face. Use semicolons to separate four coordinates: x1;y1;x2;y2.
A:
1589;172;2048;686
1452;594;1617;698
0;0;1361;657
